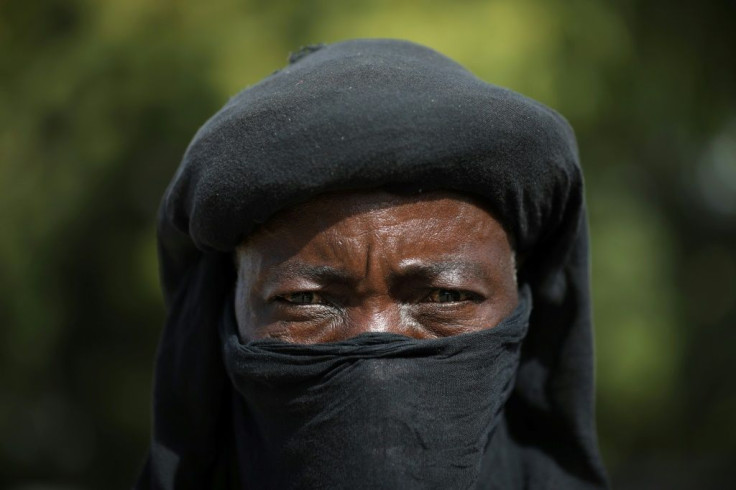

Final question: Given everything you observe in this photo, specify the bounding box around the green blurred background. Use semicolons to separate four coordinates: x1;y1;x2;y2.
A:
1;0;734;488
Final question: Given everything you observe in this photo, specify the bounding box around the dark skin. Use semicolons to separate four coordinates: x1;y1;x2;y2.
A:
235;190;518;343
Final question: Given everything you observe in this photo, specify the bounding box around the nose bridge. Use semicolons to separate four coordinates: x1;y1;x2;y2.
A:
345;232;402;334
348;299;404;335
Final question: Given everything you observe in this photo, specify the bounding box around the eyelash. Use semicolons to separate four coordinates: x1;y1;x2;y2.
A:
275;291;327;305
423;289;480;303
274;289;480;306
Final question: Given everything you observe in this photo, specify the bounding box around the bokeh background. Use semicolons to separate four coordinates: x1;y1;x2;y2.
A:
2;0;735;488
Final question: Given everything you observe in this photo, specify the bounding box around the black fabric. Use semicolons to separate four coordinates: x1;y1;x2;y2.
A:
225;286;532;489
137;39;608;489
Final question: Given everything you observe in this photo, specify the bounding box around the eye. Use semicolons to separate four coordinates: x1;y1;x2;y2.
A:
424;289;477;303
277;291;326;305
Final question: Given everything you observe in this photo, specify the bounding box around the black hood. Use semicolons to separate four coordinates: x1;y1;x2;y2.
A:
137;39;608;489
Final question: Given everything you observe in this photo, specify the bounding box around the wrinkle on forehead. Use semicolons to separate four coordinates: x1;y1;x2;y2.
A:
236;189;514;257
233;188;519;343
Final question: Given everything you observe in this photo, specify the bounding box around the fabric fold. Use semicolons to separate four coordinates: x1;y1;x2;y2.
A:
223;288;532;489
137;38;609;490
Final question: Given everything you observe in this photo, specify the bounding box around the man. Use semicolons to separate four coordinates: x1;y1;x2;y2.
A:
138;39;608;489
233;190;519;343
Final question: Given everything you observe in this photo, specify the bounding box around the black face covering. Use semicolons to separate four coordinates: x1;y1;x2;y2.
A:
137;38;609;489
224;287;531;489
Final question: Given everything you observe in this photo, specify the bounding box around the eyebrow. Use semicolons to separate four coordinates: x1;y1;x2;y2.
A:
261;260;489;298
259;260;491;293
391;261;490;283
261;262;356;288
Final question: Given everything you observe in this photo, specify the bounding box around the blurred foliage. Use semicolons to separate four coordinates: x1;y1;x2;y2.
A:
1;0;734;488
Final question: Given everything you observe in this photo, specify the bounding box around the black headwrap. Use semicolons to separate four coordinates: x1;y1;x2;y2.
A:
137;39;608;489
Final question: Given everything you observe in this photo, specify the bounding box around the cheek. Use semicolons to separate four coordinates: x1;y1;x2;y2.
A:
486;267;519;326
266;318;345;343
408;302;510;337
235;287;260;342
496;264;519;306
234;251;269;341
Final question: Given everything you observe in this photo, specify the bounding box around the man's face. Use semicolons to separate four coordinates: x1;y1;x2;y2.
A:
235;190;518;343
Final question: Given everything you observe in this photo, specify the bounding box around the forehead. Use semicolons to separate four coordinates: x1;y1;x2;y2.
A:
236;189;513;262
